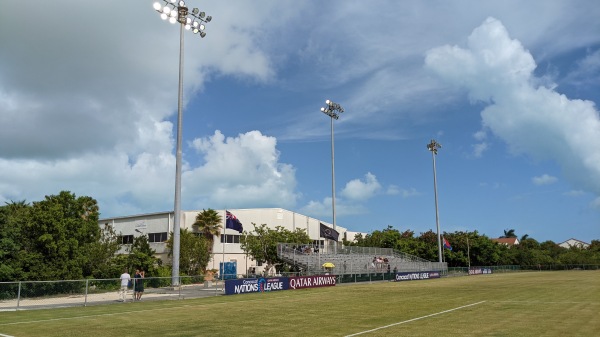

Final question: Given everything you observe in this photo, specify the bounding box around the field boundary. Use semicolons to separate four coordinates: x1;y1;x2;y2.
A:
344;300;487;337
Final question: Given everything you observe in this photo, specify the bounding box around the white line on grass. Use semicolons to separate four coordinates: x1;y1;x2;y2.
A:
344;301;487;337
0;333;15;337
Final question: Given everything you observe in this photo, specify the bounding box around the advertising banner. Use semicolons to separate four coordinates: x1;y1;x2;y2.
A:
469;268;493;275
225;277;289;295
394;271;441;282
288;275;337;290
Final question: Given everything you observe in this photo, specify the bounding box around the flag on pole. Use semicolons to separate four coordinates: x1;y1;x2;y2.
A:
226;211;243;233
320;223;339;241
443;237;453;250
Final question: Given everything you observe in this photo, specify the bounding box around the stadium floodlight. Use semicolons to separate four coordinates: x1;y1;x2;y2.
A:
320;99;345;252
153;0;212;287
427;139;443;263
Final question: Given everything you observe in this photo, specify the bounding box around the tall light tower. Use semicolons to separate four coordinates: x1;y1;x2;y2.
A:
321;99;344;251
427;139;443;263
153;0;212;286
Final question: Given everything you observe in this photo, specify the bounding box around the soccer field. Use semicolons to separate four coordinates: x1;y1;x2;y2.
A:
0;271;598;337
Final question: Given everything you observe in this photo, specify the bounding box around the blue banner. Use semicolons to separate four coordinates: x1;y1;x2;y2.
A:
225;277;289;295
394;271;441;282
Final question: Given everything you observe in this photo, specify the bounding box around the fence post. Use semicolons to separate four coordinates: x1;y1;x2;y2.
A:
84;279;89;307
17;281;22;310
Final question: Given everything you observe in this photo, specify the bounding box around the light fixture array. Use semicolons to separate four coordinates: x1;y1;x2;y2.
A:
321;99;345;120
153;0;212;37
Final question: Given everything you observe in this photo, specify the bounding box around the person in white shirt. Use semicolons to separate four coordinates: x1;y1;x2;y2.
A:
119;269;131;302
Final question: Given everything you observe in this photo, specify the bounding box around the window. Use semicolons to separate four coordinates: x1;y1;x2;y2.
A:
119;235;134;245
148;232;168;243
220;234;241;244
312;239;324;248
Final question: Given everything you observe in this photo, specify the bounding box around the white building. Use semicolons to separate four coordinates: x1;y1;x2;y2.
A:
558;238;590;249
99;208;363;276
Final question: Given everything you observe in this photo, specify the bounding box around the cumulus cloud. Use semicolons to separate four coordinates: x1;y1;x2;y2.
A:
340;172;382;200
425;17;600;196
188;130;298;208
532;174;558;186
302;172;386;217
0;1;288;216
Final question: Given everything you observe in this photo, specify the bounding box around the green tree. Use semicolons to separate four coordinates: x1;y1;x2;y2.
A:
85;222;121;279
166;228;210;276
0;201;29;281
20;191;101;281
127;235;161;276
240;223;311;274
192;208;222;253
416;230;439;261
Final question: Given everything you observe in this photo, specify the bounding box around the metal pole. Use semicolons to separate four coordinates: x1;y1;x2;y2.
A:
432;150;442;263
222;210;226;280
330;116;337;252
172;20;185;287
467;236;471;269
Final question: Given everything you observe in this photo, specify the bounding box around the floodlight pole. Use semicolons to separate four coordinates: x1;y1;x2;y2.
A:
427;139;443;263
321;100;344;253
153;0;212;286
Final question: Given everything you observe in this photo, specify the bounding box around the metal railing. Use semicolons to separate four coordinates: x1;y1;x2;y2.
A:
277;243;447;275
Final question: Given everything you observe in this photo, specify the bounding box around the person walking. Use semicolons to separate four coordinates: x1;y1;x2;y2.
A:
119;269;131;302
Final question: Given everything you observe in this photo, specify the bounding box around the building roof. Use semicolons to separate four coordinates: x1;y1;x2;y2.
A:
558;238;590;248
491;237;520;246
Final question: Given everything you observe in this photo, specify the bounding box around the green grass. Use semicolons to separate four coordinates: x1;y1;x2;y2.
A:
0;271;598;336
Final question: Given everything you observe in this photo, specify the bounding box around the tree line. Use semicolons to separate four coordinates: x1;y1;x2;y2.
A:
1;192;598;283
0;191;162;282
347;225;600;267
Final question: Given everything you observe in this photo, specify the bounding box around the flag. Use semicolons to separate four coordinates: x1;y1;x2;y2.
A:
320;223;339;241
226;211;243;233
443;237;452;250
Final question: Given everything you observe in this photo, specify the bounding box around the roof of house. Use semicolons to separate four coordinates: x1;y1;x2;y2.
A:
491;237;520;246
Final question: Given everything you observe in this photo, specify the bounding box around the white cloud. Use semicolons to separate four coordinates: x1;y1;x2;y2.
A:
300;197;366;218
425;17;600;196
472;130;489;157
472;142;489;158
564;190;585;197
188;130;298;209
591;197;600;209
532;174;558;186
340;172;382;200
400;187;422;198
301;172;385;218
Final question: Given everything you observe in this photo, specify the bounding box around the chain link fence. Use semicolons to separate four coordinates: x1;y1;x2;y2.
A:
0;276;224;311
2;264;597;311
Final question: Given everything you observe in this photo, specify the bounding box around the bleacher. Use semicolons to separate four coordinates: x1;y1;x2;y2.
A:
277;243;447;275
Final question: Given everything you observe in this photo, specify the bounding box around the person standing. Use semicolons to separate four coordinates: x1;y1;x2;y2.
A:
134;269;145;301
119;269;131;302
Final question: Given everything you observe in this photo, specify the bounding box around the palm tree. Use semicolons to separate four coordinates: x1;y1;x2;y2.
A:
502;229;517;238
192;209;222;253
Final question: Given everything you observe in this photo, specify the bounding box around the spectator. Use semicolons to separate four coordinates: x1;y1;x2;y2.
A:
119;269;131;302
134;269;145;301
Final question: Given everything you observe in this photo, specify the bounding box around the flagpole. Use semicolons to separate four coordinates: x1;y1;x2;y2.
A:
442;236;445;263
222;209;226;281
467;235;471;269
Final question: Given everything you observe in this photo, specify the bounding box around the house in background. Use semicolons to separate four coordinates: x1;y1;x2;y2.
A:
558;238;590;249
491;237;520;247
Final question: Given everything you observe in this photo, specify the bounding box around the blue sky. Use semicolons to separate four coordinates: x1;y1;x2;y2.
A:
1;1;599;244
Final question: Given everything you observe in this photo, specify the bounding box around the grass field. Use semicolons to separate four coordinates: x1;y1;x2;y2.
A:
0;271;598;337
